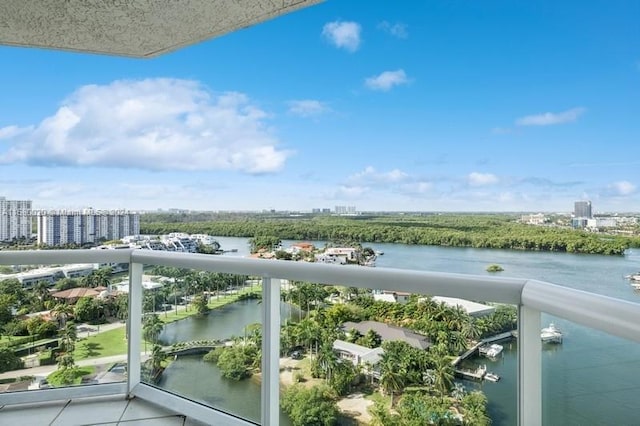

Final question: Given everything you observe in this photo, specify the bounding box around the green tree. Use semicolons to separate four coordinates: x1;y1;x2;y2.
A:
249;235;281;253
143;314;164;345
0;347;24;373
192;293;209;315
281;384;339;426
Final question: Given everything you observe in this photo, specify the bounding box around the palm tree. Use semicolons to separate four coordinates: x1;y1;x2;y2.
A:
431;348;454;396
33;280;51;303
379;356;405;406
52;302;74;328
150;344;166;375
451;382;466;402
315;343;339;381
143;314;164;350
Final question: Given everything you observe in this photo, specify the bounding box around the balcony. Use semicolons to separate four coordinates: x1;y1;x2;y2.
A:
1;248;639;425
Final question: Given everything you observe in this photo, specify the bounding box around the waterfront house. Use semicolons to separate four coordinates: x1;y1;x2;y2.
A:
429;296;496;318
333;339;384;369
342;320;431;350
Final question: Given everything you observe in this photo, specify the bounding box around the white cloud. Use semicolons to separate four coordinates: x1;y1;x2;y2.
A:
609;181;636;196
322;21;362;52
287;100;330;117
468;172;499;186
378;21;408;38
0;78;289;174
348;166;409;185
365;70;409;91
0;125;29;139
516;107;586;126
335;185;368;198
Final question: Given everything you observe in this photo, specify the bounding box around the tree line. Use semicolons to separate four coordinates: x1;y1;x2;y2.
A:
141;213;640;255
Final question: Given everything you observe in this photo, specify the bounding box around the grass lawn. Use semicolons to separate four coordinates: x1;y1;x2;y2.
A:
74;327;127;360
157;285;262;324
47;366;95;387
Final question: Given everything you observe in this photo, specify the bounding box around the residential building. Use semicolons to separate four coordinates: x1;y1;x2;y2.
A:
0;196;32;242
334;205;356;215
36;209;140;246
430;296;496;317
574;200;592;219
342;320;431;350
520;213;547;225
373;289;412;304
333;339;384;368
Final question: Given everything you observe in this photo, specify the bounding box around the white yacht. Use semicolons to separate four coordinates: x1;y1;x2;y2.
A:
541;323;563;343
479;343;504;358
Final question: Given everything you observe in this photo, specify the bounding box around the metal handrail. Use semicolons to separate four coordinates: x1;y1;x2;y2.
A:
2;248;640;426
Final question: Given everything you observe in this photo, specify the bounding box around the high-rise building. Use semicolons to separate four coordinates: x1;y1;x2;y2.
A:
36;209;140;246
0;196;32;241
574;201;592;218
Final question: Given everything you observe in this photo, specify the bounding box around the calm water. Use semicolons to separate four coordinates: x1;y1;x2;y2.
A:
157;299;297;425
158;236;640;425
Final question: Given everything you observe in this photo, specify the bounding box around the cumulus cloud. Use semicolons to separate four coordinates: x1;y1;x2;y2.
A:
516;107;586;126
608;180;636;196
377;21;408;38
322;21;362;52
365;69;409;91
468;172;499;186
0;78;289;174
287;100;330;117
348;166;409;185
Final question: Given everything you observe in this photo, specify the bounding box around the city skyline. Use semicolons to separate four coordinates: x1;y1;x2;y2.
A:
1;1;639;212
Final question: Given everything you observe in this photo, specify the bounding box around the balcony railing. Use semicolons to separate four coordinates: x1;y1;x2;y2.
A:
1;249;639;426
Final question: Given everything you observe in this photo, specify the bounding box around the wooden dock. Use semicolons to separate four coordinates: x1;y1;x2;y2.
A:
452;330;515;367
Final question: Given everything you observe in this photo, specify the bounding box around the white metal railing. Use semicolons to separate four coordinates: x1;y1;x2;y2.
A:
1;249;640;426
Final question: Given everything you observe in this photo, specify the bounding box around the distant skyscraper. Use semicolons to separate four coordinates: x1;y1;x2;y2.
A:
0;196;32;241
574;201;592;218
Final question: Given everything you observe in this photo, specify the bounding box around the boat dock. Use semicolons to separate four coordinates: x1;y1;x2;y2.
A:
455;365;486;381
452;331;515;367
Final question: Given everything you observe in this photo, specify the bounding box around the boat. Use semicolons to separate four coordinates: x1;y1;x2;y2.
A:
625;273;640;282
479;343;504;358
375;250;384;256
484;372;500;382
541;323;563;343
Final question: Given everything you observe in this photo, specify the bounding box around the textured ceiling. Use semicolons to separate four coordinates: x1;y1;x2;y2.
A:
0;0;322;58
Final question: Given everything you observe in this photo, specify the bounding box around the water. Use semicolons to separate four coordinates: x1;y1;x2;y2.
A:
157;237;640;425
157;299;299;425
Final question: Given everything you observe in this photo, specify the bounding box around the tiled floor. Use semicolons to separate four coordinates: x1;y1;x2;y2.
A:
0;395;209;426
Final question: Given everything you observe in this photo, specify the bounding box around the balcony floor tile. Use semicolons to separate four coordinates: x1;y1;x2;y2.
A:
0;400;68;426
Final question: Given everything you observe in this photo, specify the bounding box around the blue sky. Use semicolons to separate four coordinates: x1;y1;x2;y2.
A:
1;1;639;213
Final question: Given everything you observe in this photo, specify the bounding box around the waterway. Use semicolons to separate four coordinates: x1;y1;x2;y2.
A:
156;236;640;425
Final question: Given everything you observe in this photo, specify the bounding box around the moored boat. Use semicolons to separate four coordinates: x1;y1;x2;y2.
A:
484;372;500;382
479;343;504;358
541;323;563;343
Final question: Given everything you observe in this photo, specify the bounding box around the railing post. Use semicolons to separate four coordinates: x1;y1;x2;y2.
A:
518;304;542;426
127;261;143;396
261;277;281;425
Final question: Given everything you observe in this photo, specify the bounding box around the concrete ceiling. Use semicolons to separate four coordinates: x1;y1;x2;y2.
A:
0;0;322;58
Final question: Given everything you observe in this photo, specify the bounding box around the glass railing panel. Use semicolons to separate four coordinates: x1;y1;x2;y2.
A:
137;266;262;423
0;262;127;392
277;277;515;425
541;317;640;425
